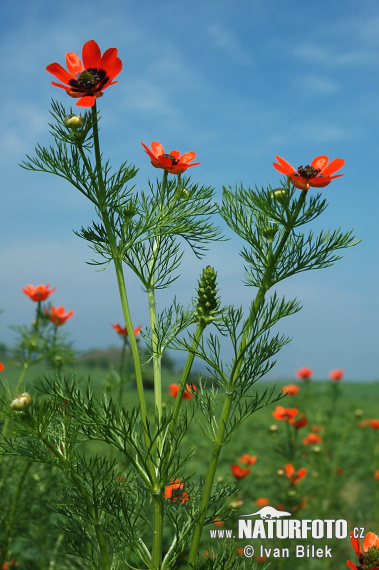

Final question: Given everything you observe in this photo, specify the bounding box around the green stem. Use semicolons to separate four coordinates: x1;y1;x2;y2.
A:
188;189;308;564
2;361;31;439
151;490;164;570
118;338;127;402
89;105;150;450
0;461;31;567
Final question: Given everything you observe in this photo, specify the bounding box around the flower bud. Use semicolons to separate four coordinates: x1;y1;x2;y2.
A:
270;188;287;203
194;266;220;326
64;114;84;128
263;224;278;242
11;392;32;411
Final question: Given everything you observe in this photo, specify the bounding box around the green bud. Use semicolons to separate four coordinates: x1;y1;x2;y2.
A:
194;266;220;326
11;392;32;411
263;224;278;241
64;114;84;129
270;188;287;202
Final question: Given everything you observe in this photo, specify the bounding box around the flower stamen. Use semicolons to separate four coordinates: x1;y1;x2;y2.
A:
296;165;322;179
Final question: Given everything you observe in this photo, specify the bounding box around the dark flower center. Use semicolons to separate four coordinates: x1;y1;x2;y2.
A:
163;153;179;166
296;165;321;179
77;70;100;88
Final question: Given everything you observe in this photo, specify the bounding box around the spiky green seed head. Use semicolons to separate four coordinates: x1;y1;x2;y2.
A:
195;266;219;326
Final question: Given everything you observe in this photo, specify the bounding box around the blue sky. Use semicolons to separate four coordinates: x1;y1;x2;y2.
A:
0;0;378;380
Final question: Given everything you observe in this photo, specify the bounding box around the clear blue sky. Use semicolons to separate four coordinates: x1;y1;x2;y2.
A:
0;0;378;380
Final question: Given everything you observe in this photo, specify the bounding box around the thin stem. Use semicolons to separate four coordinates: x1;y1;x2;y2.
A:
188;189;308;563
151;490;164;570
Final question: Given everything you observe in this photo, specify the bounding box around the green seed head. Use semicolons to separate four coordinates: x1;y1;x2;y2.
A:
195;266;220;326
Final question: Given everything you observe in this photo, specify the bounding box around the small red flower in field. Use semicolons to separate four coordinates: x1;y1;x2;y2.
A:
296;367;313;380
141;141;200;175
282;384;300;395
273;155;344;191
112;324;141;338
213;517;225;527
374;470;379;481
45;306;74;326
0;362;4;372
272;405;299;422
231;464;251;479
302;433;323;445
284;464;307;484
169;383;196;399
293;413;308;429
22;284;56;301
239;454;257;465
164;480;189;504
347;531;379;569
46;40;122;107
311;425;324;433
329;369;344;381
369;420;379;429
256;497;269;507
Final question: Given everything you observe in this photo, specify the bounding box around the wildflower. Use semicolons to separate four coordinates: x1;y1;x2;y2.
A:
141;141;200;174
273;155;344;191
296;367;313;380
0;362;4;372
213;517;225;527
272;405;299;422
293;413;308;429
11;393;32;411
239;454;257;466
311;425;324;433
369;420;379;429
46;40;122;107
347;531;379;569
164;480;189;504
330;369;344;381
231;464;250;479
284;464;307;485
256;497;269;507
374;470;379;481
22;284;56;301
45;306;74;326
282;384;300;395
169;383;196;399
302;433;323;445
112;324;141;337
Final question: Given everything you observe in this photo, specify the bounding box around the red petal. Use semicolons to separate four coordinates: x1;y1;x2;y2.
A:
75;95;96;107
350;535;362;556
169;150;180;159
151;142;165;157
320;158;345;176
311;156;328;171
273;155;296;175
141;141;156;160
363;532;379;552
46;63;74;85
179;152;196;164
82;40;102;70
50;81;71;91
101;48;122;79
65;51;83;77
346;561;358;570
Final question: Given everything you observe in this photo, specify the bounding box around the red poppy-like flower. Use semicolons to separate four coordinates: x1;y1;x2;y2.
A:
256;497;269;507
112;324;141;337
22;284;56;302
141;141;200;175
374;470;379;481
169;383;196;399
302;433;323;445
213;517;225;527
293;413;308;430
46;40;122;107
231;464;251;479
273;155;344;191
369;420;379;429
239;454;257;466
272;405;299;422
282;384;300;396
0;362;4;372
296;367;313;380
329;369;344;381
45;306;74;326
284;464;307;485
164;480;189;504
347;531;379;569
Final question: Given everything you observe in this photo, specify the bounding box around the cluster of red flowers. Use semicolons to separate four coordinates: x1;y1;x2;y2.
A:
272;406;308;429
284;464;307;485
231;454;257;480
23;284;74;327
164;479;189;504
112;324;141;338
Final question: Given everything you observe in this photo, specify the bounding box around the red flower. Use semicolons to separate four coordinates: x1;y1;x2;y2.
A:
296;367;313;380
374;470;379;481
45;306;74;326
302;433;323;445
164;480;189;503
141;141;200;175
293;413;308;429
282;384;300;396
347;531;379;569
169;383;196;399
329;369;344;381
256;497;269;507
239;454;257;466
273;155;344;191
284;464;307;484
369;420;379;429
272;406;299;422
112;324;141;337
231;464;251;479
0;362;4;372
22;284;56;302
46;40;122;107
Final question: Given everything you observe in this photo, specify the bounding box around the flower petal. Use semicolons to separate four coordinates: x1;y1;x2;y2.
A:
320;158;345;177
46;63;74;85
151;142;165;157
311;156;329;171
141;141;157;160
65;51;83;77
350;535;362;556
75;95;96;107
101;48;122;80
346;561;358;569
179;151;197;164
82;40;102;69
363;532;379;552
273;155;296;176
